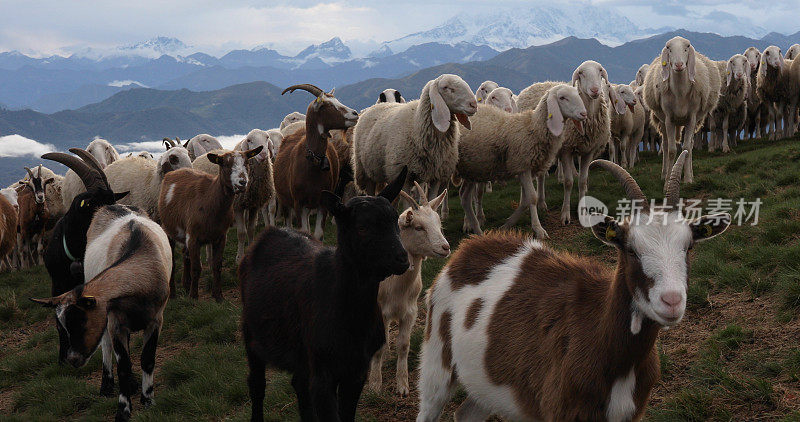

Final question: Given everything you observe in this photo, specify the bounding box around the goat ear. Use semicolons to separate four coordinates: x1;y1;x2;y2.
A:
245;146;264;159
44;178;55;186
30;297;59;307
546;90;564;137
163;138;172;150
395;90;403;103
207;153;221;165
687;44;696;82
113;191;129;202
726;60;734;86
76;295;97;310
320;191;344;217
429;79;451;132
379;166;408;203
591;215;626;248
660;47;670;81
689;213;731;243
430;188;447;212
399;209;413;227
379;92;386;103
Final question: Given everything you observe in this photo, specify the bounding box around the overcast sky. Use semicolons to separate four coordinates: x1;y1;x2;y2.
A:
1;0;798;56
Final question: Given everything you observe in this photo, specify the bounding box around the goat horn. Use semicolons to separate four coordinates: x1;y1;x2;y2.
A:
24;166;35;180
42;150;107;192
665;150;688;209
36;164;42;178
282;84;325;97
590;159;649;211
412;181;428;206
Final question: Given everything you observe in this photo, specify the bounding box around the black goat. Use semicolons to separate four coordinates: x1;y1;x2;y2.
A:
240;167;409;422
42;148;128;365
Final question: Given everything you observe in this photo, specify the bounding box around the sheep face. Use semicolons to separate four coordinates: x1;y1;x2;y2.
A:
616;84;637;113
485;87;518;113
314;93;359;130
158;147;192;176
322;168;409;278
239;130;273;162
572;60;612;101
744;47;761;74
266;130;283;159
397;183;450;259
727;54;751;86
660;36;696;82
86;139;119;169
137;151;154;160
634;86;648;112
546;84;588;137
785;44;800;60
377;89;405;104
761;45;784;76
430;74;478;132
31;291;106;368
475;80;499;103
187;135;223;160
636;64;649;86
280;112;305;130
207;147;263;194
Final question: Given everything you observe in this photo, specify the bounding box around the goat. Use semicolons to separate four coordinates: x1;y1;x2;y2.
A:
32;204;171;422
240;168;409;422
417;152;731;421
159;146;263;301
274;84;359;239
42;148;129;364
0;191;17;271
15;166;53;267
367;182;449;397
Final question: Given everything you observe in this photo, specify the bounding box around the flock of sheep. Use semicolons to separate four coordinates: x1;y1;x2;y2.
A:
0;36;796;421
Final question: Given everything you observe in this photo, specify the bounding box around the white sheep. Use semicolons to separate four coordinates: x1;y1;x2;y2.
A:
516;60;622;225
634;63;649;88
643;36;720;182
475;80;499;104
377;88;406;104
60;138;120;210
756;46;795;139
184;134;223;161
193;129;275;261
484;87;518;113
279;111;306;131
457;84;588;237
609;83;645;168
262;129;285;227
786;44;800;60
367;182;449;397
744;47;768;140
103;143;192;222
352;74;477;211
709;54;750;153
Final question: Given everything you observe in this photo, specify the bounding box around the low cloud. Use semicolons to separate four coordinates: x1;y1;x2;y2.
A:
0;134;55;158
107;80;148;88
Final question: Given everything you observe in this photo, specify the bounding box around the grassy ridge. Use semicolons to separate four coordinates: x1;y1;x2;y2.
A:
1;136;799;420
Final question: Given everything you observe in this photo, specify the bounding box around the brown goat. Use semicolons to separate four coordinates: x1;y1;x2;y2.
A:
16;166;53;267
158;147;262;301
274;84;359;239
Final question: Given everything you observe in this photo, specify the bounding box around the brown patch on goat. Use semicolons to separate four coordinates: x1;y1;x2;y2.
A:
439;310;452;370
424;299;433;341
464;298;483;330
447;231;527;290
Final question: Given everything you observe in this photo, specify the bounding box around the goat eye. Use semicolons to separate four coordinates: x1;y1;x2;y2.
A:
559;96;565;100
415;226;424;231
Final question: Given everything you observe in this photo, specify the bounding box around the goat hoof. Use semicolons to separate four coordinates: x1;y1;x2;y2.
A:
141;396;154;408
100;381;115;397
115;410;131;422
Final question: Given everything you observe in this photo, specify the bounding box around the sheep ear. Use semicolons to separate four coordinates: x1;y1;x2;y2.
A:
429;188;447;212
571;68;581;87
429;79;451;132
744;59;751;79
726;60;733;86
610;86;626;115
600;66;609;83
687;44;696;82
660;47;670;81
546;90;564;137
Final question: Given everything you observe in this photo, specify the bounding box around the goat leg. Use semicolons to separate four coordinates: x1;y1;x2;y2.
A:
211;236;225;302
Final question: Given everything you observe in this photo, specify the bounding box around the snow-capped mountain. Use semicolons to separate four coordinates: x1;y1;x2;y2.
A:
120;37;191;55
382;4;650;53
295;37;352;62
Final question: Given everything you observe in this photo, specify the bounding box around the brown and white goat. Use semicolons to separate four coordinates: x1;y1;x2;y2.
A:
0;191;17;271
159;146;263;301
32;204;171;422
417;151;731;421
16;166;53;267
274;83;358;239
367;182;450;397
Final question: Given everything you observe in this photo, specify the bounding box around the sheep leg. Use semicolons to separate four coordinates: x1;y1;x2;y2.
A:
210;236;225;302
454;396;492;422
559;151;575;226
187;239;201;299
285;207;294;229
313;208;325;240
247;208;258;244
99;330;115;397
367;323;389;393
772;103;781;140
537;173;547;210
556;161;564;183
235;210;247;263
395;311;414;397
475;183;486;225
683;117;698;183
608;139;617;164
300;208;311;233
521;171;547;239
620;136;629;168
140;319;160;407
577;152;592;205
460;182;482;234
722;115;731;153
662;119;677;180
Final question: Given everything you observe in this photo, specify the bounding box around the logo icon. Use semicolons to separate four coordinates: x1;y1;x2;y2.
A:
578;195;608;227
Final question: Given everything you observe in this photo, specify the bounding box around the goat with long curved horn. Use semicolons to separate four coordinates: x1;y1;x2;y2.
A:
42;149;108;192
665;150;689;209
282;84;325;97
589;159;649;212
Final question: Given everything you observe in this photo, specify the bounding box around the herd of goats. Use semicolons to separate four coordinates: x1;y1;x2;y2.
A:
0;35;797;421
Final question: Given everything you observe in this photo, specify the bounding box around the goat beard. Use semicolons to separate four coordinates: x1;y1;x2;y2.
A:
455;113;471;130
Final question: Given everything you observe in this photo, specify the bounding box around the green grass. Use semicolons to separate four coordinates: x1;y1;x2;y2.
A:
2;135;800;420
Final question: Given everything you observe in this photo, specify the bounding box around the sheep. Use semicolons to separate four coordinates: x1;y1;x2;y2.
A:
260;129;285;226
632;63;649;88
0;191;17;272
456;84;588;237
184;134;223;161
193;129;275;261
377;88;406;104
786;44;800;60
280;120;306;138
475;80;499;104
609;83;644;168
16;166;54;267
279;111;306;131
103;142;192;222
275;84;359;240
744;47;768;140
644;36;720;183
42;148;129;364
709;54;750;153
61;138;121;210
484;87;518;113
352;74;477;214
31;204;171;421
416;152;731;421
757;46;796;139
516;60;622;225
367;182;450;397
159;146;263;301
239;168;409;422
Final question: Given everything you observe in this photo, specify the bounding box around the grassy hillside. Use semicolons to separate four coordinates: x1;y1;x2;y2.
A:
1;136;799;420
